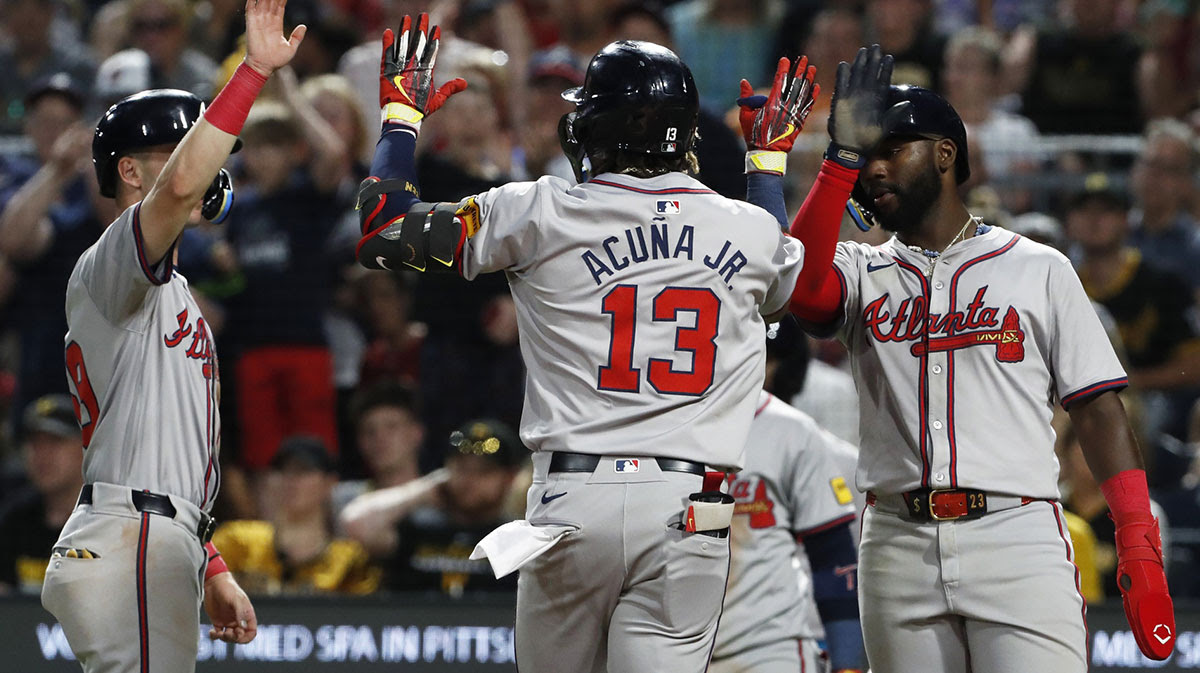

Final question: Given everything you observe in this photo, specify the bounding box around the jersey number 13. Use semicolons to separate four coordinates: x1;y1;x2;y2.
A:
598;285;720;396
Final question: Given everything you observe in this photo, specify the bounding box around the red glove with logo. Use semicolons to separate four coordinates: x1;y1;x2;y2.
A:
737;55;818;175
1114;512;1175;660
379;13;467;131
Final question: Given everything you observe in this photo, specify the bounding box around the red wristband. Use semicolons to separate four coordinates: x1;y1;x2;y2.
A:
205;62;268;137
1100;469;1153;527
204;541;229;580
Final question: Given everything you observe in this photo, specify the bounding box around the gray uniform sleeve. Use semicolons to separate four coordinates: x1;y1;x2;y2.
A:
460;181;545;278
786;418;858;535
1046;254;1128;407
761;233;804;316
75;203;174;326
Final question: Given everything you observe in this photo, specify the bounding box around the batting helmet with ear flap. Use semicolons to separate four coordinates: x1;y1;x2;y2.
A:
847;85;970;230
558;40;699;181
93;88;242;206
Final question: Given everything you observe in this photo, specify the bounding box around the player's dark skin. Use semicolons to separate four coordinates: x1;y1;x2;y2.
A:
860;132;1143;484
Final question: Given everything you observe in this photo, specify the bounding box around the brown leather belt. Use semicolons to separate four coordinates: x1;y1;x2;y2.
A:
78;484;215;543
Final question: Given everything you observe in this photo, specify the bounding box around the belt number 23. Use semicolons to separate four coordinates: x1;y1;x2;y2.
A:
597;285;721;396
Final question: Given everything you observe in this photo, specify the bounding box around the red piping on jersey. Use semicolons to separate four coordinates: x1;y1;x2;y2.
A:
1050;502;1090;661
131;203;173;286
586;178;715;195
201;352;217;509
892;256;933;487
945;234;1020;487
794;512;857;540
754;393;773;416
136;510;151;673
1061;377;1128;409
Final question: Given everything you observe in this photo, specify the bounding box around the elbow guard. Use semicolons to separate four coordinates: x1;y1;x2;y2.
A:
356;177;479;273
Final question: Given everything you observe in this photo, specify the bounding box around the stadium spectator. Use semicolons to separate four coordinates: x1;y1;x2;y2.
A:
0;395;83;594
1005;0;1147;134
0;0;95;134
865;0;944;90
1065;175;1200;445
666;0;782;112
357;271;425;389
513;46;582;182
210;435;381;595
114;0;220;97
606;1;745;198
381;418;526;596
334;382;426;522
942;25;1041;214
224;99;349;471
1128;118;1200;295
0;74;102;440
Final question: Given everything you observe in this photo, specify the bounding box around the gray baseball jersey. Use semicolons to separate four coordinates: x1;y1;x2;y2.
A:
714;391;857;660
463;172;804;470
45;202;220;673
829;226;1126;497
64;203;221;510
827;225;1121;672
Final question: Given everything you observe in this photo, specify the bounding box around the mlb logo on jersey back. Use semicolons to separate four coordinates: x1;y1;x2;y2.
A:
615;459;640;473
656;200;681;215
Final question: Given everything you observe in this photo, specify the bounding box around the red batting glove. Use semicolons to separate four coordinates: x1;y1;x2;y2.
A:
379;13;467;130
1114;513;1175;660
737;55;819;176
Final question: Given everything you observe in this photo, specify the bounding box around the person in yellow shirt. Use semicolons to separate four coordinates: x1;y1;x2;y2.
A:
212;436;380;595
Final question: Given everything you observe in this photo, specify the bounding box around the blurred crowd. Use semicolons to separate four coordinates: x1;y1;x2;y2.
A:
0;0;1199;604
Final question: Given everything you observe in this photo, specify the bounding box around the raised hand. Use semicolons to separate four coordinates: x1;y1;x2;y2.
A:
738;56;819;155
379;13;468;130
827;44;895;167
243;0;307;77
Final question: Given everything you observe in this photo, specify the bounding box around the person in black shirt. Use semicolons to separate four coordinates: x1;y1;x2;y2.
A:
0;395;83;594
386;418;527;596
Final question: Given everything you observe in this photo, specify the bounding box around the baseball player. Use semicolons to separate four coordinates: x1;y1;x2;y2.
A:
354;17;807;672
39;2;305;671
711;389;864;673
747;45;1176;672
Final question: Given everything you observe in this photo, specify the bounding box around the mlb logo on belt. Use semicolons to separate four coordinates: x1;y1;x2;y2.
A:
656;200;681;215
615;459;640;473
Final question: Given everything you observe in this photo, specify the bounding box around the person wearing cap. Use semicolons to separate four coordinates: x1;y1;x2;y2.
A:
515;46;585;182
362;418;526;596
209;435;381;595
1065;174;1200;440
0;395;83;594
0;73;103;442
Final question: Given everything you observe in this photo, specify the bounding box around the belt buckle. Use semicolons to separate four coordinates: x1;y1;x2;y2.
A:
927;489;967;521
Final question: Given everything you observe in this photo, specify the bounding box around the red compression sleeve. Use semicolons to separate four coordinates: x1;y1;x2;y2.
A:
204;63;268;137
204;541;229;580
788;159;859;323
1100;469;1154;526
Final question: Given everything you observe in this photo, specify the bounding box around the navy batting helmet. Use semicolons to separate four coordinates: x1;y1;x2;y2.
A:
880;85;969;184
92;89;241;198
558;41;699;180
846;85;969;231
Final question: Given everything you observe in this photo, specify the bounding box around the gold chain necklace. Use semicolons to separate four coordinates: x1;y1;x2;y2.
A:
904;215;980;276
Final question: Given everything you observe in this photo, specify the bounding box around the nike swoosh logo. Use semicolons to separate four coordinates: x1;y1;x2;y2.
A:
540;491;567;504
768;123;796;146
866;262;895;273
375;256;391;270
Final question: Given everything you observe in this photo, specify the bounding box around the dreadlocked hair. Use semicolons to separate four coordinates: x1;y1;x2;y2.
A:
587;148;700;178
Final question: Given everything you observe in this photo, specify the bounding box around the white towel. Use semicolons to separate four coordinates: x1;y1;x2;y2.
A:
469;520;577;579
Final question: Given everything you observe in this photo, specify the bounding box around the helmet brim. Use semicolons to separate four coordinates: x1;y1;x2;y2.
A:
561;86;584;104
